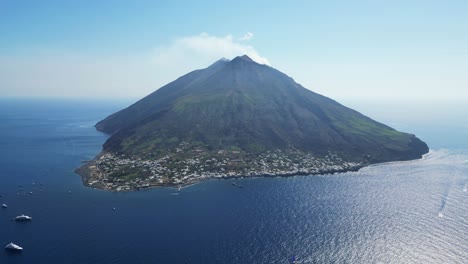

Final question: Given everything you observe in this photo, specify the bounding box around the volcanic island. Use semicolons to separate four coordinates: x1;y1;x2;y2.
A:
76;55;428;191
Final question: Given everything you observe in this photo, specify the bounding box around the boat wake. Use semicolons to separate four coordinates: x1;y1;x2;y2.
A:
417;149;468;219
439;188;449;218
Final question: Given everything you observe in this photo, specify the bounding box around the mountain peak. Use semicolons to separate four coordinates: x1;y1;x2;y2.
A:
231;54;256;63
228;55;261;69
208;57;230;68
239;54;253;61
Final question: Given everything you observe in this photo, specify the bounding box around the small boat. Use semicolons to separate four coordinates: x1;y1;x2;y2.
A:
178;186;182;192
231;182;243;188
5;242;23;251
14;214;32;221
1;204;7;208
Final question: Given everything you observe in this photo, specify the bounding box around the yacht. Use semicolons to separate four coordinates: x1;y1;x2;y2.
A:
1;204;7;208
5;242;23;251
14;214;32;221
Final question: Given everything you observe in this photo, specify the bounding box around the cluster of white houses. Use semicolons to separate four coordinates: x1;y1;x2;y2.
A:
84;149;363;191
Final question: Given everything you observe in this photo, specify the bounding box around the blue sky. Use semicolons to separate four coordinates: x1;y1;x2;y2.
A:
1;0;467;101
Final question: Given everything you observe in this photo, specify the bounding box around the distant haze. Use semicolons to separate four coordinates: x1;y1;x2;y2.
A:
0;1;467;102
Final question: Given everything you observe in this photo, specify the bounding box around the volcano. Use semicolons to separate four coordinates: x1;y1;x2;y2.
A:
78;55;429;190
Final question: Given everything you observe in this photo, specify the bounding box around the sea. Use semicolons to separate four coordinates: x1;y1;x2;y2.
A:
0;98;467;264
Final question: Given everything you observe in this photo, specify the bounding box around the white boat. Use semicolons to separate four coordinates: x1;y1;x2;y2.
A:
14;214;32;221
5;242;23;251
1;204;7;208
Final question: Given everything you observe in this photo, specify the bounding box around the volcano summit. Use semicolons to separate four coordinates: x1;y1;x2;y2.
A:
77;55;429;191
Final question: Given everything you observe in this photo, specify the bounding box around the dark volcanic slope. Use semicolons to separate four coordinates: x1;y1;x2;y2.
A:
96;55;428;163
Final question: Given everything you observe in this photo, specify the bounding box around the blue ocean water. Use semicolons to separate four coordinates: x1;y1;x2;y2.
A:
0;99;467;264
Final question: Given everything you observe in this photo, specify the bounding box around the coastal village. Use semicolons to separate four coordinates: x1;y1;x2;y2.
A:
80;142;364;191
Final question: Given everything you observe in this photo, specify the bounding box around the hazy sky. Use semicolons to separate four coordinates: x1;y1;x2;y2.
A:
1;0;467;102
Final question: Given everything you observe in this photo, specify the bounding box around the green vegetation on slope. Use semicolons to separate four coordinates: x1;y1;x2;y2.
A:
96;55;428;166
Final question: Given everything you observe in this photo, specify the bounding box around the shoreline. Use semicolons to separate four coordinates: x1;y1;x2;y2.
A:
75;148;429;192
75;157;365;192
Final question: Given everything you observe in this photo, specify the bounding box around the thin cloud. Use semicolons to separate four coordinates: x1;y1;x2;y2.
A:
152;33;269;67
239;32;254;41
